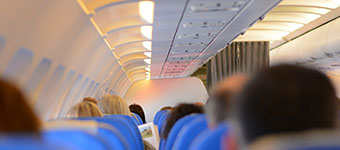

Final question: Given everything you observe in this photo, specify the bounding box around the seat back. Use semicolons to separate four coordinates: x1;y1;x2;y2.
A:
172;115;208;150
164;114;203;150
189;123;229;150
153;110;167;124
0;134;71;150
97;124;131;150
133;112;143;124
78;117;143;150
44;130;110;150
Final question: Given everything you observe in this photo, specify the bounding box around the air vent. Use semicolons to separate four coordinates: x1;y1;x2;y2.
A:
167;56;196;61
170;49;203;55
190;1;247;12
182;20;228;28
177;32;216;39
165;61;191;65
174;42;208;48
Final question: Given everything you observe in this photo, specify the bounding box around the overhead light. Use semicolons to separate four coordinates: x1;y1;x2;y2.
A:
143;41;152;51
145;67;151;72
145;72;150;75
144;52;152;58
141;26;153;40
139;1;154;24
144;58;151;64
146;75;151;80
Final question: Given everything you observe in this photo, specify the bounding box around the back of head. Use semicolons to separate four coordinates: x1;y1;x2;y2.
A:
129;104;146;123
162;103;204;139
98;94;131;115
0;79;41;133
160;106;173;111
83;97;99;105
205;75;248;126
234;65;338;145
67;102;103;118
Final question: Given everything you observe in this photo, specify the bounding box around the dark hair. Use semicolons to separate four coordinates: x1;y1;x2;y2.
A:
160;106;173;111
162;103;203;139
235;65;337;144
129;104;146;123
0;79;41;133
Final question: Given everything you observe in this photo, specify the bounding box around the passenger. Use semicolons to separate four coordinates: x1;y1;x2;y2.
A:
83;97;99;105
0;79;41;133
98;94;131;115
129;103;146;124
160;106;173;111
205;75;248;127
162;103;203;139
234;65;338;149
194;102;204;106
67;102;103;118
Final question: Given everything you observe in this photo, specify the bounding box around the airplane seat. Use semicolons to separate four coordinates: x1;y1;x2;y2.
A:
43;130;110;150
44;119;129;149
189;123;230;150
132;112;143;125
0;134;72;150
172;115;208;150
164;114;203;150
79;117;144;150
153;110;168;124
156;111;169;135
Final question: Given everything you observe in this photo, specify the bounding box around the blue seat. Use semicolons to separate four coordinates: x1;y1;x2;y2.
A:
154;110;167;124
130;115;140;125
44;130;110;150
133;112;144;124
156;111;169;135
78;116;143;150
172;115;208;150
0;134;71;150
97;127;130;149
164;114;203;150
189;123;229;150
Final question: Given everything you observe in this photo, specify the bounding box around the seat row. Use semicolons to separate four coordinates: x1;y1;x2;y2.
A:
0;114;145;150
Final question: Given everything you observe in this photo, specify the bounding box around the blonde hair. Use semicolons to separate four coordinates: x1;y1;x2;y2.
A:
67;102;103;118
83;97;99;105
98;94;131;115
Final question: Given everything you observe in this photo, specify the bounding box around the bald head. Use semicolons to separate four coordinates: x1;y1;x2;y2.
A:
206;75;248;126
215;75;248;95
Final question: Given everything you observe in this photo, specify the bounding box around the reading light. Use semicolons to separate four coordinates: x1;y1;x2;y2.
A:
139;1;155;24
143;41;152;51
144;58;151;64
141;26;153;40
144;52;152;58
145;67;151;72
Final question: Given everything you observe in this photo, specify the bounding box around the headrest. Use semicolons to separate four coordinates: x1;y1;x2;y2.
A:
44;120;98;134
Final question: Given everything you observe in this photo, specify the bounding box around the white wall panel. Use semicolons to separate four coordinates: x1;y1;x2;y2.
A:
124;77;208;122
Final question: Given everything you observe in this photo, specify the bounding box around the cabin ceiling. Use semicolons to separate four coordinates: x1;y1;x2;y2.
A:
77;0;282;81
236;0;340;47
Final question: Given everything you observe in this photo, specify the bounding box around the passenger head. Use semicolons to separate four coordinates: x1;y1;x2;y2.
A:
160;106;173;111
67;102;103;118
98;94;131;115
0;79;41;133
162;103;204;139
234;65;338;145
205;75;248;127
129;104;146;123
83;97;98;105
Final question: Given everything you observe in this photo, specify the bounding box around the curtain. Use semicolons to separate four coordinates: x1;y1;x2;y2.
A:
207;41;269;88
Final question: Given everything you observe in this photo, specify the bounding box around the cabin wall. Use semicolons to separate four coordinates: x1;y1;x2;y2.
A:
0;0;132;120
124;77;209;122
